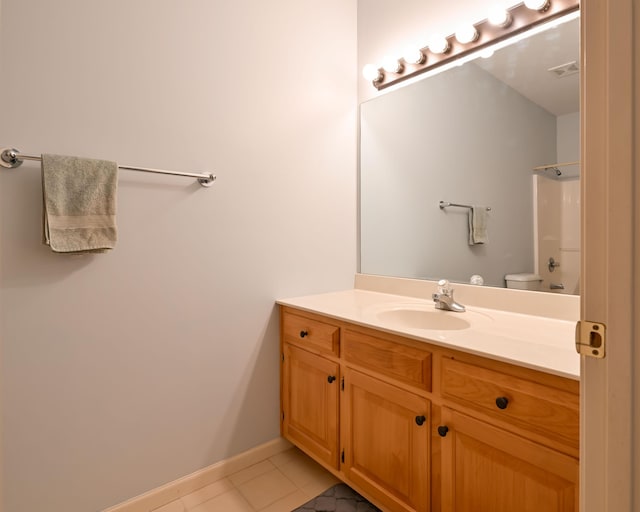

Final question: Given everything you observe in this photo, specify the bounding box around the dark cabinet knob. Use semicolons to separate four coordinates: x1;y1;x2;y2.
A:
495;396;509;410
415;415;426;426
327;375;336;384
437;425;449;437
299;330;309;338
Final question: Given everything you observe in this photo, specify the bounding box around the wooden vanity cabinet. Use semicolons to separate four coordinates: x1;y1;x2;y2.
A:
281;308;433;512
280;310;341;469
280;306;580;512
439;408;578;512
437;353;579;512
439;356;579;452
342;367;430;512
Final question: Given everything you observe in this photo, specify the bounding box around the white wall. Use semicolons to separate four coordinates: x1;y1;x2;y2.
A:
557;111;580;164
0;1;357;511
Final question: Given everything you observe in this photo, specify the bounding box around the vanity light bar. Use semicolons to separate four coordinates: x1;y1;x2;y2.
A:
368;0;579;91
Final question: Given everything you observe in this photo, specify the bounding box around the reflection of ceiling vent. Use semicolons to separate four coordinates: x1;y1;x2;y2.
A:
548;61;579;78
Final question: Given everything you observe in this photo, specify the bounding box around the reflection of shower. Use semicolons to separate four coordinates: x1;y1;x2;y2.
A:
533;160;579;180
534;166;562;177
533;170;581;294
533;166;563;180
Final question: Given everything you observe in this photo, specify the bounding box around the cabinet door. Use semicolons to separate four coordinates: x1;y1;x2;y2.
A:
342;368;430;512
282;344;340;469
439;408;578;512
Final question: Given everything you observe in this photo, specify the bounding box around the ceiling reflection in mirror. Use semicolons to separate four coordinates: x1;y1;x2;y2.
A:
359;15;579;295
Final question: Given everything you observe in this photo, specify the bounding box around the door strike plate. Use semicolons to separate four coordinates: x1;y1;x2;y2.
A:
575;320;606;358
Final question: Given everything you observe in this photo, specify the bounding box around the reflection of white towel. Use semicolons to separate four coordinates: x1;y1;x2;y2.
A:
468;207;488;245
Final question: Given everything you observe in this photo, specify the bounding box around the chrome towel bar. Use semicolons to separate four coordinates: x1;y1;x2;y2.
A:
439;201;491;211
0;147;216;187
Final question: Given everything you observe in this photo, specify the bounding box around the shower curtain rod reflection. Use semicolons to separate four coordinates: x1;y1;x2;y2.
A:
0;147;216;187
439;201;491;211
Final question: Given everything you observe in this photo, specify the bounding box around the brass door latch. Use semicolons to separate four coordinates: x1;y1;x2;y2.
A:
575;321;606;358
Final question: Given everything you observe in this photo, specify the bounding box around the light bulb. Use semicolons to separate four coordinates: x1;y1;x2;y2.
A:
402;46;426;65
455;24;478;44
382;56;403;74
479;48;495;59
488;6;512;27
362;64;381;82
428;35;450;55
524;0;550;11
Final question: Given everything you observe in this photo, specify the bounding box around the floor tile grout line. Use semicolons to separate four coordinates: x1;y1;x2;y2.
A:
174;448;335;512
230;465;303;512
253;487;304;512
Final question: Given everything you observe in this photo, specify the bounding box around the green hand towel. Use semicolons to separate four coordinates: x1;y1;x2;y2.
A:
42;154;118;253
468;206;488;245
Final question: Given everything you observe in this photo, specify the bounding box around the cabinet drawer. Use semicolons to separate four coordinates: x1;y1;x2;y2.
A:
282;310;340;356
343;329;432;392
441;357;578;447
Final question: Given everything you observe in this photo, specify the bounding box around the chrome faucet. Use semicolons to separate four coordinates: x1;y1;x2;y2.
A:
432;279;466;312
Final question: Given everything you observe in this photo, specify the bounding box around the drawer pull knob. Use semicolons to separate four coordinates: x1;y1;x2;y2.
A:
327;375;336;383
437;425;449;437
415;415;426;426
299;330;309;338
495;396;509;410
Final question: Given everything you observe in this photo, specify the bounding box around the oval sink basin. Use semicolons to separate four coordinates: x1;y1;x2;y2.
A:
377;308;471;331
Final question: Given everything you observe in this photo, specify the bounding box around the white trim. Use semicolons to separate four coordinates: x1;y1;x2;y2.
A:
102;437;292;512
580;0;635;510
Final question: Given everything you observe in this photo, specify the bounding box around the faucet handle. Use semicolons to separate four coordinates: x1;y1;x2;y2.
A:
437;279;451;295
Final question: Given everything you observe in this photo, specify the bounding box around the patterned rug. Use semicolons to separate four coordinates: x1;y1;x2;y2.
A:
291;483;381;512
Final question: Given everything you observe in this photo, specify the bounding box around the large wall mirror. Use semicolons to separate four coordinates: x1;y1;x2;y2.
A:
360;13;579;295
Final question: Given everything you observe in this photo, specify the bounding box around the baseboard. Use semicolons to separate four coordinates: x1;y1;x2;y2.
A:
103;437;293;512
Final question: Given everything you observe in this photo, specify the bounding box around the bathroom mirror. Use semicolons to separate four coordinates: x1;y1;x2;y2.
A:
360;15;580;294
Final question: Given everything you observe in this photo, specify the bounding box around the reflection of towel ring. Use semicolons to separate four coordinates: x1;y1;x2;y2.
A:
548;257;560;272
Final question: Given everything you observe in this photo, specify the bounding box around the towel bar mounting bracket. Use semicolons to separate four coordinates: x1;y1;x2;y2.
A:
197;174;216;187
0;148;23;168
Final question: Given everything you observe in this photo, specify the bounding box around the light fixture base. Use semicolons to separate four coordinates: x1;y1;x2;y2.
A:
370;0;579;90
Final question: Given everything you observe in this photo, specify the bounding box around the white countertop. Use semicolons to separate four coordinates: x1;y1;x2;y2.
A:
277;288;580;380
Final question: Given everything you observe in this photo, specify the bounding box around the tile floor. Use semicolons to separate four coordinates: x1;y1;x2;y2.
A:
151;447;340;512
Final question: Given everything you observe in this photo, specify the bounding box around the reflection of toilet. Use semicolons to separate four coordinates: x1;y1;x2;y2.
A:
505;273;543;291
